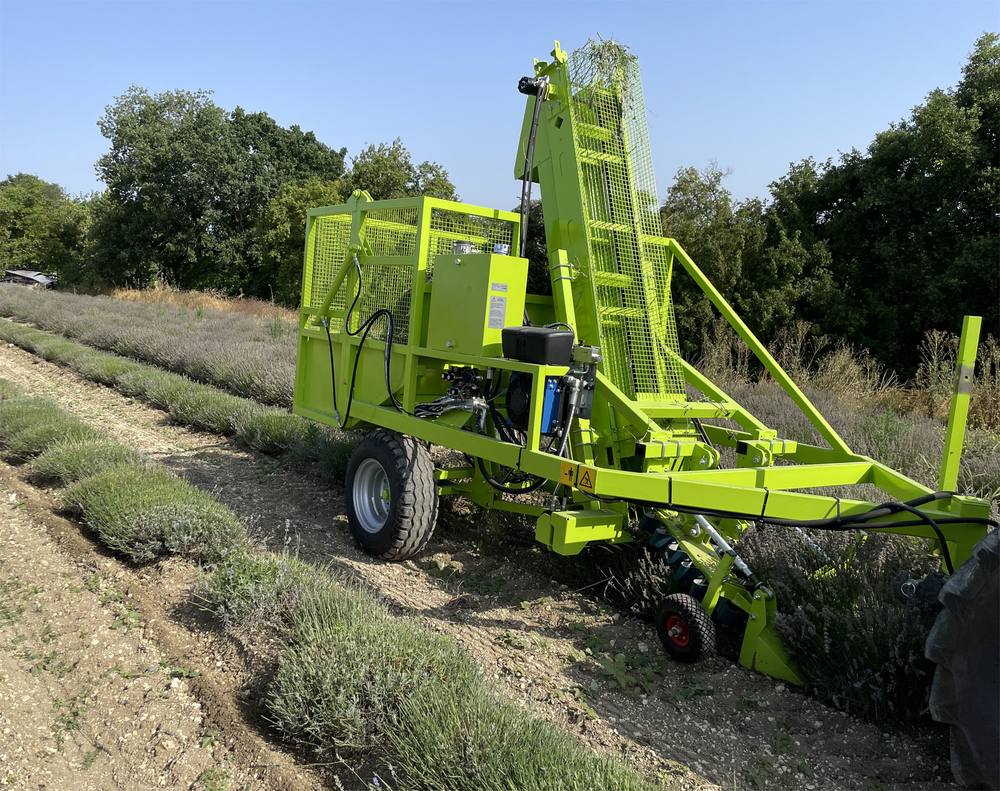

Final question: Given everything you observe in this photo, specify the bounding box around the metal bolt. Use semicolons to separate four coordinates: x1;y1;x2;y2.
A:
446;340;455;348
754;455;762;464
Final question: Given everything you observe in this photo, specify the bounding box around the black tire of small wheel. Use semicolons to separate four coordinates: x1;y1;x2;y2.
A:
655;593;716;663
344;430;438;561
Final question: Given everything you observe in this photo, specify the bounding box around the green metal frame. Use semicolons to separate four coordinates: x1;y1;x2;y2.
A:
293;42;991;686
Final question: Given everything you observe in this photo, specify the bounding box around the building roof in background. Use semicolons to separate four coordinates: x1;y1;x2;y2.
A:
2;269;58;286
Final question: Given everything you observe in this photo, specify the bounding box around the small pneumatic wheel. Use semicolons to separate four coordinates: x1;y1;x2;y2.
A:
655;593;716;662
344;429;438;561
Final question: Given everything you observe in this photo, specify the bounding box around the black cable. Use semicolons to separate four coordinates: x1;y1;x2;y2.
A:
476;455;548;494
659;493;997;574
518;76;550;326
518;77;549;259
321;316;339;417
321;256;406;426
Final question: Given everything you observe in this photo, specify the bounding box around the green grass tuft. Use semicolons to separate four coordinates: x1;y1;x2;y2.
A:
389;681;656;790
0;378;21;400
31;438;144;485
63;466;246;563
269;609;471;754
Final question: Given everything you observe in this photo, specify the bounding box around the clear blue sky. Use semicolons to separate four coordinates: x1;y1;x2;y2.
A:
1;0;996;210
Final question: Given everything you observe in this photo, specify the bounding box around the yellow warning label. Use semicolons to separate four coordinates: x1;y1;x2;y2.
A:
559;461;577;486
577;466;598;492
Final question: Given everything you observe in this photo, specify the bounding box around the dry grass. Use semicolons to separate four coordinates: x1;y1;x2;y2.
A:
700;317;1000;431
111;283;297;322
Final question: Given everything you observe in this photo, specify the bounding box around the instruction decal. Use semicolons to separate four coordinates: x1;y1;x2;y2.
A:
577;466;598;492
487;295;507;329
559;461;577;486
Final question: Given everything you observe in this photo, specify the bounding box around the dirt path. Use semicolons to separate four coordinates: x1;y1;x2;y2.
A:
0;469;321;791
0;341;955;790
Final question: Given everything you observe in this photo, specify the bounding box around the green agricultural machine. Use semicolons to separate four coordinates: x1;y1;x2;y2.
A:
294;40;998;786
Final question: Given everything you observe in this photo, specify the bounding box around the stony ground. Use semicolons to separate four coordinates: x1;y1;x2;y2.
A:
0;340;957;790
0;472;322;791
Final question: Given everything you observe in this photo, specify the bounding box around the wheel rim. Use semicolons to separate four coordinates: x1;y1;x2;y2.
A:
665;614;690;647
353;458;391;533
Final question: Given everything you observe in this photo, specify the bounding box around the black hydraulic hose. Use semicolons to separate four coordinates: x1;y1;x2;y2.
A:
662;492;997;575
517;75;550;326
322;256;406;426
517;76;549;259
476;455;547;495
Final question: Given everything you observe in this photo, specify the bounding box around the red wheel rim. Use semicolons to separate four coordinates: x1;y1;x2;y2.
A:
664;614;690;647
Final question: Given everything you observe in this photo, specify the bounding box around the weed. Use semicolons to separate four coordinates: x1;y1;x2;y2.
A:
52;690;91;748
675;683;713;701
111;605;142;632
160;659;200;679
196;767;230;791
80;748;101;770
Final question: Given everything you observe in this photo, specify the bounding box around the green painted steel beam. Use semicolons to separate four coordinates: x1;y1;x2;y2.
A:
939;315;981;492
668;239;852;455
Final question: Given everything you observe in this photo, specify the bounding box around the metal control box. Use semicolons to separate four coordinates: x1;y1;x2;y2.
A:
427;253;528;356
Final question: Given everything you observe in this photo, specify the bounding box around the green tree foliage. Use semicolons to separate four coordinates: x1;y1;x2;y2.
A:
762;33;999;369
345;138;458;200
91;86;346;293
0;174;89;281
659;165;835;358
257;177;345;305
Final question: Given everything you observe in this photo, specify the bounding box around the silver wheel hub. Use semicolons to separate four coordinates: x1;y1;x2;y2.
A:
353;458;391;533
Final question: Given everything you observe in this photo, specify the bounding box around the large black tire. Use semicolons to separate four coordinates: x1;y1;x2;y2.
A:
655;593;716;662
926;530;1000;789
344;430;438;561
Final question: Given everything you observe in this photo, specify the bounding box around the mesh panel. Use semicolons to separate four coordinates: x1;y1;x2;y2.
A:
308;209;416;343
363;207;419;257
307;205;515;345
308;214;351;312
568;40;685;398
427;208;516;274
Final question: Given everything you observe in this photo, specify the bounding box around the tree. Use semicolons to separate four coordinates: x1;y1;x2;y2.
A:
345;139;457;200
0;174;89;281
91;86;346;293
257;177;345;305
765;33;999;369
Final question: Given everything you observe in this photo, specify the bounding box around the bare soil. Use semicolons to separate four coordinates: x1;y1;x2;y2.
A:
0;468;322;791
0;341;955;790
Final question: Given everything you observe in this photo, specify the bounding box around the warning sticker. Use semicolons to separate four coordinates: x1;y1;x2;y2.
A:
487;295;507;329
490;281;508;293
559;461;577;486
577;466;598;492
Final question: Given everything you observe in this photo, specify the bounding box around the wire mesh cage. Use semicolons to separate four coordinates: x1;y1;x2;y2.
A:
568;39;686;399
306;202;517;346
